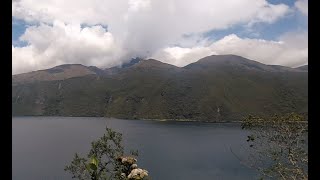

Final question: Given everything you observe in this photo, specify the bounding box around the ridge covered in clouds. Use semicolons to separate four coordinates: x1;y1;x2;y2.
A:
152;32;308;68
13;21;125;74
12;0;308;74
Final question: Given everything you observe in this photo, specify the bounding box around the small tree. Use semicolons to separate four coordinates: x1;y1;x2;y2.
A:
241;113;308;180
65;127;149;180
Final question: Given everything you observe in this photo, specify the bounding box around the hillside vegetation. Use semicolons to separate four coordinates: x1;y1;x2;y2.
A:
12;55;308;121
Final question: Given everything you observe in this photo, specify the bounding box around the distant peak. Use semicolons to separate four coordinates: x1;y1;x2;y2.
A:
133;59;179;69
295;65;308;71
53;64;85;68
184;54;304;73
120;57;144;68
37;64;85;72
191;54;254;65
141;59;168;65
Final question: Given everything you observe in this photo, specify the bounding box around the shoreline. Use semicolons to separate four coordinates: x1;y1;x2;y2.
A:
12;115;308;123
12;115;243;123
138;118;243;123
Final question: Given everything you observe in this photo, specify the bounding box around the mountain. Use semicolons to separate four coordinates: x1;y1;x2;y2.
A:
185;55;306;72
121;57;143;68
12;64;98;85
104;57;143;75
12;55;308;121
295;65;308;71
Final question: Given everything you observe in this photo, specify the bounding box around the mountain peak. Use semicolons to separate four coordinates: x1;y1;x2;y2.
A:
185;54;304;72
295;65;308;71
133;59;179;69
12;64;97;84
120;57;143;68
43;64;86;73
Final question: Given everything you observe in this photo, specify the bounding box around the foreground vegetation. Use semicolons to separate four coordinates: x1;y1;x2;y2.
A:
65;127;150;180
65;112;307;180
241;113;308;179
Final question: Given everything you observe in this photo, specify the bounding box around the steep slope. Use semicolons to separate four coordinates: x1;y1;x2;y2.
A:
12;55;308;121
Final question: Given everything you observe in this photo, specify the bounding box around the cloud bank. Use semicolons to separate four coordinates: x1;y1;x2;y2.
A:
12;0;307;74
13;21;125;74
152;32;308;68
295;0;308;16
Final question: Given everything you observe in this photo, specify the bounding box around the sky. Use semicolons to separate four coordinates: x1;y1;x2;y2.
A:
12;0;308;74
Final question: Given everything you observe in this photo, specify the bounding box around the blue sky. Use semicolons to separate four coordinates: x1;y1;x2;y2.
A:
12;0;308;74
202;0;307;41
12;19;30;47
268;0;295;6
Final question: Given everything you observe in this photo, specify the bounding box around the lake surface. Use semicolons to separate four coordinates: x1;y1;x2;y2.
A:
13;117;258;180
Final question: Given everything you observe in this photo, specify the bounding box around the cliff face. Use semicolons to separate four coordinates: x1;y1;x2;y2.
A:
12;55;308;121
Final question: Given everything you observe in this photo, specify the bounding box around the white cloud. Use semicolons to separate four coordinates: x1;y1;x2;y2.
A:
12;0;290;27
152;32;308;68
295;0;308;16
12;0;297;74
128;0;151;12
13;21;124;74
152;46;217;67
12;0;128;25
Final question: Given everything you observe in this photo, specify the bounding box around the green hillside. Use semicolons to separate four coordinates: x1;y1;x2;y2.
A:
12;55;308;121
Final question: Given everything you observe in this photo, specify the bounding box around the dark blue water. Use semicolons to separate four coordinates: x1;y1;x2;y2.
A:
12;117;258;180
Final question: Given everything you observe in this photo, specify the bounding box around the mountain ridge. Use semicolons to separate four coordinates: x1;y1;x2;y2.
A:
12;55;308;121
13;55;307;84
